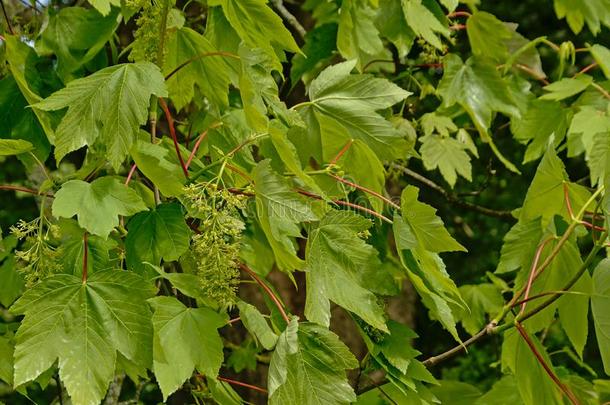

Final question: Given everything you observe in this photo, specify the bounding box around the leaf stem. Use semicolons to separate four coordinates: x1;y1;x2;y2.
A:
158;98;189;178
514;322;580;405
0;185;53;197
82;232;88;284
239;263;290;323
217;376;268;394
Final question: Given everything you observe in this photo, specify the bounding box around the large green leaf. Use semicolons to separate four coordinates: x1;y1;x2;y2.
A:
207;0;299;67
52;177;148;238
301;60;411;162
149;297;226;400
540;76;592;101
11;270;155;405
376;0;415;57
125;203;190;272
36;6;120;79
35;62;167;169
164;27;232;110
268;319;358;405
402;0;449;50
592;259;610;375
253;160;319;271
305;210;388;331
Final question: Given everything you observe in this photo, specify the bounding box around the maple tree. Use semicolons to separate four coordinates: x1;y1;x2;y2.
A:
1;0;610;404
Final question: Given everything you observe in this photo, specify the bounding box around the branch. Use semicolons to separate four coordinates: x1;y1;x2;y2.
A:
0;185;53;197
239;263;290;323
270;0;306;40
0;0;14;35
391;164;514;219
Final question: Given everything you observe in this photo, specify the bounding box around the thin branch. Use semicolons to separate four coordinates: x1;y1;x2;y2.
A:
0;0;14;35
329;139;354;166
125;164;138;186
217;376;268;394
447;11;472;18
296;188;394;224
0;185;53;197
515;63;550;85
159;98;189;178
574;62;598;76
239;263;290;323
392;164;514;219
515;323;580;405
327;173;400;210
591;82;610;100
422;325;491;367
270;0;306;40
519;237;555;316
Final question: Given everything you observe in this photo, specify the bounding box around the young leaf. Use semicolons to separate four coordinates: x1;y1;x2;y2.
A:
402;0;449;50
540;76;593;100
149;297;226;400
11;270;155;405
130;140;186;197
86;0;119;16
420;134;472;187
125;203;191;272
305;210;388;331
35;62;167;169
52;177;148;238
591;44;610;79
455;284;503;335
268;319;358;404
337;0;384;67
553;0;610;35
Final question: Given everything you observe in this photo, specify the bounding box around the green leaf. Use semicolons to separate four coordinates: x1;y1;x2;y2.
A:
36;7;120;79
437;54;520;172
164;27;232;110
540;76;593;100
591;45;610;79
592;259;610;375
397;186;466;252
553;0;610;35
253;160;319;271
337;0;384;67
149;297;226;400
0;139;33;156
130;139;186;197
455;284;503;335
376;0;415;57
519;147;591;226
268;319;358;405
466;11;513;63
52;177;148;238
510;99;569;163
589;132;610;187
207;0;300;68
125;203;190;272
58;222;117;278
0;256;24;307
432;381;482;405
0;76;51;163
87;0;119;16
290;24;338;87
567;106;610;159
496;218;542;274
402;0;449;50
4;36;57;142
420;134;472;187
35;62;167;169
302;60;411;162
476;376;524;405
237;301;278;350
305;210;388;331
0;336;13;386
11;270;155;405
502;329;563;404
